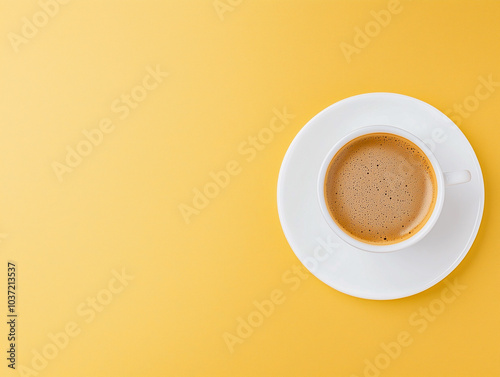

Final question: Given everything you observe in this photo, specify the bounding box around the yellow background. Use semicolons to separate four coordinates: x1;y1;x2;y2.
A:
1;0;499;376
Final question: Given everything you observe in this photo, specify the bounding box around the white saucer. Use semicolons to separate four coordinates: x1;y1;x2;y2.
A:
277;93;485;300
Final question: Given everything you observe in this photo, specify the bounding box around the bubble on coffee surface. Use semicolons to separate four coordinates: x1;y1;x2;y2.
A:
324;133;437;245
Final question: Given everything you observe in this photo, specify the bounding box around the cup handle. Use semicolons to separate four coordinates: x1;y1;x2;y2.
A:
443;170;471;186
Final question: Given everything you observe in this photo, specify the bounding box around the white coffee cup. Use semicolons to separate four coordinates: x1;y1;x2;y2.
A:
317;126;471;253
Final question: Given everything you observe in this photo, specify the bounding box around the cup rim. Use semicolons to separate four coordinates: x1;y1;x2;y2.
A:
317;125;445;253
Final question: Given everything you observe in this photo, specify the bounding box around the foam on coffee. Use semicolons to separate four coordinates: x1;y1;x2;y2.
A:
324;133;437;245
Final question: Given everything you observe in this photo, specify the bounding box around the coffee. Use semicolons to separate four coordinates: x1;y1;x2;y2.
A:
324;133;437;245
